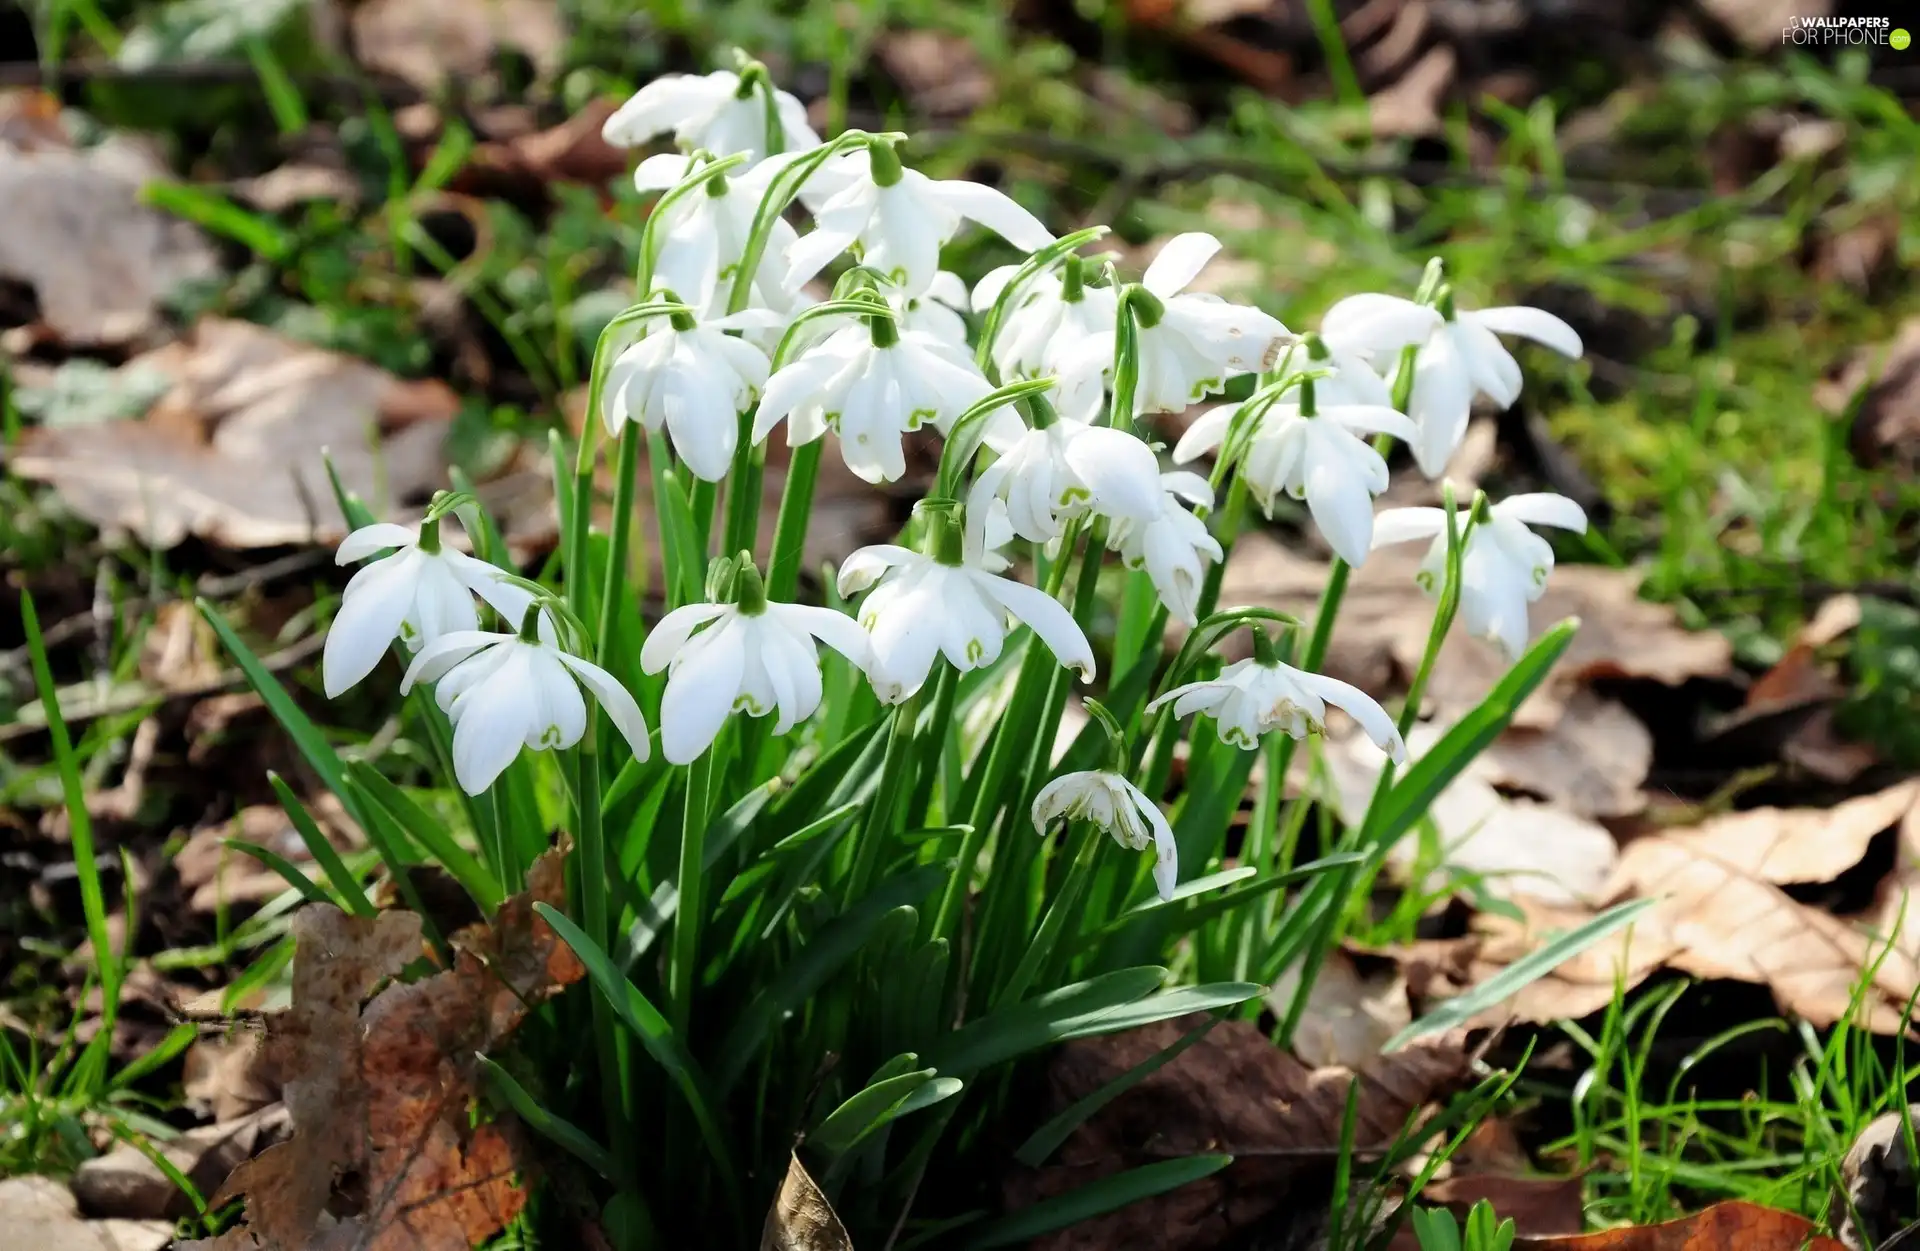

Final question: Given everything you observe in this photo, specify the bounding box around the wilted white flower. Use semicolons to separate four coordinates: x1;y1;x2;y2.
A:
1106;472;1222;628
783;142;1054;298
1149;640;1405;760
633;154;802;319
1032;770;1180;900
1372;492;1588;660
1400;300;1583;478
400;614;650;795
1175;384;1417;567
837;508;1094;704
602;68;818;163
968;415;1164;544
1060;232;1291;421
640;565;871;764
323;519;534;698
752;316;996;484
602;303;784;481
972;257;1118;393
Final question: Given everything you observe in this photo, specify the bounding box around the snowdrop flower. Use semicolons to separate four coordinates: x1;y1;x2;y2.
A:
323;517;534;698
1106;472;1222;627
898;271;971;347
1175;374;1418;566
837;505;1094;704
602;300;783;481
968;414;1165;544
1400;295;1583;478
752;312;996;484
972;255;1118;393
1318;292;1444;387
1059;232;1291;422
1033;771;1180;901
400;609;649;795
783;140;1054;298
633;154;802;319
602;68;818;164
1149;629;1405;760
640;560;871;764
1373;492;1588;660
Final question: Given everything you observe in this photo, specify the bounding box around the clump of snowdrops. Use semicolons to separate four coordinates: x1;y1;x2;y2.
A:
227;52;1622;1249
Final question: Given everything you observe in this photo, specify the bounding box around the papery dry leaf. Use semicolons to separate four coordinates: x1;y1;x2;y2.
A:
1268;948;1411;1070
1514;1200;1846;1249
875;30;994;118
11;318;455;550
760;1153;853;1251
1006;1015;1473;1251
0;1174;172;1251
1320;728;1619;907
454;98;629;201
1659;782;1918;888
175;802;362;915
1470;688;1652;820
1369;44;1454;138
185;845;585;1251
1820;316;1920;472
0;102;220;346
1832;1105;1920;1251
347;0;566;94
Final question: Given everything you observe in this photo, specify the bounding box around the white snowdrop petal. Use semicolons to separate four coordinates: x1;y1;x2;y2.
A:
1494;492;1588;534
335;523;420;565
770;603;870;669
975;574;1094;682
1371;506;1447;550
659;626;744;764
1297;671;1406;763
641;602;731;674
1141;232;1222;298
1302;437;1375;567
929;179;1055;253
323;558;418;697
1471;306;1583;359
448;648;539;794
398;629;503;694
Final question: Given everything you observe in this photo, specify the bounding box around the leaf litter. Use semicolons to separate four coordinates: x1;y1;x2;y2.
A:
179;843;584;1250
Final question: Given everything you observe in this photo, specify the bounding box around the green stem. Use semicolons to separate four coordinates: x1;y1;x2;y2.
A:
671;750;713;1033
690;476;720;561
844;686;926;907
596;426;641;664
766;441;823;602
997;823;1103;1006
907;661;960;825
721;410;764;559
570;743;635;1175
567;423;602;628
1233;731;1285;982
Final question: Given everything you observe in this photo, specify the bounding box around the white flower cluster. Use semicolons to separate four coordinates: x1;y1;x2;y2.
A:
319;60;1591;899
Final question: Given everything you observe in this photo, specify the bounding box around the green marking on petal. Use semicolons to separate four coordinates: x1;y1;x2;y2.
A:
965;637;985;664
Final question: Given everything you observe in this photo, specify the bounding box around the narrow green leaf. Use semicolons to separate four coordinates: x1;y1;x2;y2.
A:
478;1055;616;1181
268;772;373;916
961;1155;1232;1249
928;968;1166;1077
224;840;335;908
142;181;293;262
810;1068;937;1157
1056;983;1260;1042
1384;896;1658;1051
652;457;707;609
536;903;740;1201
345;761;500;911
717;863;951;1089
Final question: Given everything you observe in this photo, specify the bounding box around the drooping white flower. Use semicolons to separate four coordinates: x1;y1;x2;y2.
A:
1106;472;1222;627
400;621;650;795
639;571;871;764
1318;292;1444;382
1059;233;1291;422
632;154;802;319
752;317;998;484
972;258;1118;394
898;271;972;347
1399;302;1583;478
1372;492;1588;660
782;143;1054;299
837;509;1094;704
1033;770;1180;901
602;69;818;163
1175;386;1418;567
601;304;783;481
323;519;534;698
1148;645;1406;760
968;414;1165;544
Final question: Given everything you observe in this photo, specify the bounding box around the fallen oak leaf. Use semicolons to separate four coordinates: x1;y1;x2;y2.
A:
761;1153;853;1251
1513;1199;1847;1249
182;843;585;1251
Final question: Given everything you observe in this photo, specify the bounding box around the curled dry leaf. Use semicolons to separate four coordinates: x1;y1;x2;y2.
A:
1831;1105;1920;1251
1513;1199;1847;1249
181;844;585;1251
1004;1015;1474;1251
1267;947;1411;1071
1655;781;1918;888
0;90;220;347
761;1153;854;1251
11;318;455;550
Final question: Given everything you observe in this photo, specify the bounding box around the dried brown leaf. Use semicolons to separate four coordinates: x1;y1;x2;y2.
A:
11;318;456;550
347;0;566;95
0;104;219;346
1514;1200;1846;1249
1821;316;1920;472
1424;1172;1586;1237
761;1153;853;1251
1267;948;1411;1070
1659;782;1918;888
1006;1015;1473;1251
0;1174;172;1251
186;845;585;1251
